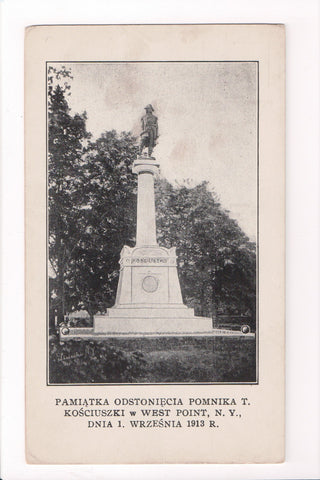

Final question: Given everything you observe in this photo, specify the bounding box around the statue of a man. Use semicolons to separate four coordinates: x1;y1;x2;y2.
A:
139;104;158;157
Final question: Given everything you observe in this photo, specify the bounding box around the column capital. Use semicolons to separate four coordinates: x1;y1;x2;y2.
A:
132;157;160;176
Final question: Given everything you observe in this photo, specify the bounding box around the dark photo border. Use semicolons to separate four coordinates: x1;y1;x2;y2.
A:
46;60;259;386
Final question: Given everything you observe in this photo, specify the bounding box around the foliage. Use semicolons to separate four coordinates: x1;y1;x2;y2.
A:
65;131;138;318
49;336;256;383
49;337;146;383
48;67;91;323
155;178;256;318
48;67;138;322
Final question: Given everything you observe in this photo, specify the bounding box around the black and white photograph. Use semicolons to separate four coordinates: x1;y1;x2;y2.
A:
48;61;258;385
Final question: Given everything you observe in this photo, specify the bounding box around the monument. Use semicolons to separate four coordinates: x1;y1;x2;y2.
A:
94;104;213;334
59;105;252;339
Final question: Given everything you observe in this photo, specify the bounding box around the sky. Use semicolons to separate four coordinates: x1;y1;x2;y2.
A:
51;62;257;240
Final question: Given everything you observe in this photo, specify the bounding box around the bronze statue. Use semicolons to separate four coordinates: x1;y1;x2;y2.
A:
139;104;158;157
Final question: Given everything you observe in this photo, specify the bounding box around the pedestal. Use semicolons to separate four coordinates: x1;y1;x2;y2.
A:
94;244;213;334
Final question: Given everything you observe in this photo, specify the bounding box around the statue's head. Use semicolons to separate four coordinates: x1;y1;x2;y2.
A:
145;104;154;113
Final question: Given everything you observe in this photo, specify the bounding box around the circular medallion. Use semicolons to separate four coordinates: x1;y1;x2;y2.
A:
142;275;159;293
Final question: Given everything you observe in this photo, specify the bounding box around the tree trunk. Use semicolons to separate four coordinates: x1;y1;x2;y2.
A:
56;239;66;324
211;266;218;322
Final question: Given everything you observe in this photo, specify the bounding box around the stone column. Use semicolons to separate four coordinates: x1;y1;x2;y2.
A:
132;158;160;246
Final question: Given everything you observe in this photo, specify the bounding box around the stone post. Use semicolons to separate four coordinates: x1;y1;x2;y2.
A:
132;157;160;247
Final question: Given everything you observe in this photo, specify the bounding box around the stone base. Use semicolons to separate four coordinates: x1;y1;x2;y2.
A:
94;315;213;334
105;304;194;318
59;326;255;341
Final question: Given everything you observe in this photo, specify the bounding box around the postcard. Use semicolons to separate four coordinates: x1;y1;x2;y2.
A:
25;24;285;463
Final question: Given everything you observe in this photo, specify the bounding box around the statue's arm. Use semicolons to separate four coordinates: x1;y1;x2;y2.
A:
141;117;145;133
155;116;159;138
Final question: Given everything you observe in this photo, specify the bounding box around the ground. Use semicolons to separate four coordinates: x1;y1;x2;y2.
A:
49;335;257;384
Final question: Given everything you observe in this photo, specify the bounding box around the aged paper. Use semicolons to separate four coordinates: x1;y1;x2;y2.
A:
25;24;285;464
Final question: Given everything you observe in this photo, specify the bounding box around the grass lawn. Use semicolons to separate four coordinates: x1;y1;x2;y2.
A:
49;335;256;384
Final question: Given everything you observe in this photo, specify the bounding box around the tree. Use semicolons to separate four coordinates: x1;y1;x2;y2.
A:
48;67;91;324
64;130;139;318
155;178;256;320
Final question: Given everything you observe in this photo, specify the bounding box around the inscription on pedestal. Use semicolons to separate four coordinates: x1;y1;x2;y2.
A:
132;257;168;264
